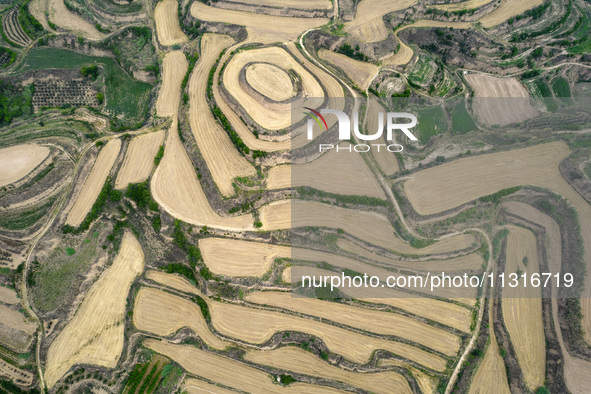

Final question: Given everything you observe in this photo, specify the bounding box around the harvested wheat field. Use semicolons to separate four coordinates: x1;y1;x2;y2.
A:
151;118;253;230
404;141;570;215
0;287;19;305
366;100;399;175
245;63;295;102
145;339;346;393
465;73;537;126
191;2;328;43
230;0;332;10
502;226;545;390
156;51;188;117
480;0;543;27
267;145;386;199
433;0;494;11
145;270;202;296
245;291;460;355
209;300;447;370
154;0;187;46
184;378;236;394
47;0;104;40
189;34;255;196
345;0;417;42
44;231;144;388
133;287;227;349
318;49;378;90
115;130;165;189
378;358;437;394
0;144;50;187
469;329;510;394
223;46;323;131
0;305;37;352
200;238;290;277
260;199;475;254
245;346;411;394
65;138;121;227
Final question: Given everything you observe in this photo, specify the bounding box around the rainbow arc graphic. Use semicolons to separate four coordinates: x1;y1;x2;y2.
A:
304;107;328;131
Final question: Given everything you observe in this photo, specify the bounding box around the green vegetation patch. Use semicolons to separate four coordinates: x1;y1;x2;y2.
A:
296;186;388;207
551;76;571;97
18;0;45;40
125;181;158;211
408;54;436;86
0;80;34;126
158;263;196;284
19;48;152;128
92;0;143;14
102;26;157;78
0;198;54;230
414;105;448;144
451;100;477;134
29;234;99;312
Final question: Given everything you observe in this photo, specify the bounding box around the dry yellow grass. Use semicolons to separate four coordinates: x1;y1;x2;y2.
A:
154;0;187;46
223;46;323;131
0;305;36;352
464;74;537;126
145;339;347;393
115;130;165;189
469;329;510;394
150;118;253;230
0;287;19;305
156;51;188;117
184;378;236;394
379;358;437;394
267;144;386;199
44;231;144;388
191;2;328;43
502;226;545;390
200;238;290;277
0;144;50;187
245;63;295;102
366;100;399;175
404;141;570;216
245;346;411;394
480;0;543;27
245;291;460;355
47;0;104;40
260;199;475;254
133;287;227;349
189;34;255;197
318;49;378;90
65;138;121;227
345;0;417;42
209;301;447;370
230;0;332;10
145;270;200;295
433;0;494;11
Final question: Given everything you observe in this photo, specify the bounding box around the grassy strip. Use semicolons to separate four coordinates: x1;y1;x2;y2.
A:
159;263;197;284
154;145;164;165
296;186;389;207
0;198;54;230
479;186;520;204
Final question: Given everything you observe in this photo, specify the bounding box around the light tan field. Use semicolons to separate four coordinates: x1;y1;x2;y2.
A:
267;145;386;199
223;46;324;131
209;301;447;370
245;346;411;394
191;2;328;43
469;329;510;394
385;21;471;66
0;287;19;304
154;0;187;46
0;305;36;352
189;34;255;197
146;339;346;393
339;239;484;273
65;138;121;227
464;74;537;126
184;378;236;394
367;100;399;175
200;238;290;277
156;51;188;117
245;291;460;355
230;0;332;10
433;0;494;11
145;270;200;295
0;144;50;187
245;63;295;102
133;287;227;349
260;199;475;254
379;358;437;394
29;0;51;31
404;141;571;216
480;0;543;27
344;0;417;42
502;226;545;390
318;49;378;90
150;118;253;230
115;130;165;189
47;0;104;40
44;231;144;388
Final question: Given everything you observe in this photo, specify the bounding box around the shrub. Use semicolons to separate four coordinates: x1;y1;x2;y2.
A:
65;247;76;256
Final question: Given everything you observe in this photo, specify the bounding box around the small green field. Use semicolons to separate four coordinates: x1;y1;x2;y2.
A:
408;54;436;86
18;48;153;128
451;100;477;134
551;76;571;97
414;105;448;144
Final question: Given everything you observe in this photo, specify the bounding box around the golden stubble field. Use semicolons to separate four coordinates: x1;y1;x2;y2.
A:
344;0;417;42
44;231;144;388
115;130;165;189
156;51;188;117
0;144;50;187
318;49;378;90
154;0;187;46
65;138;121;227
